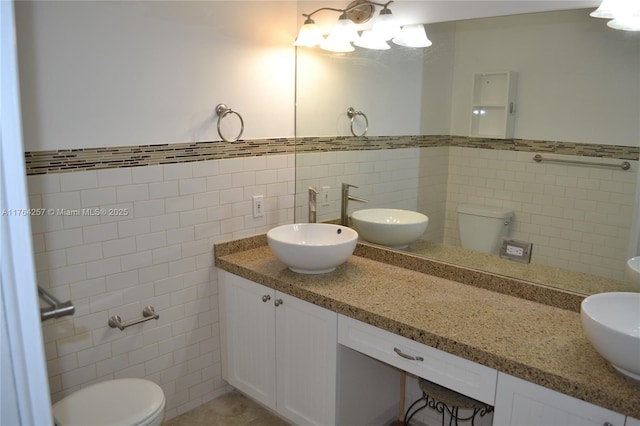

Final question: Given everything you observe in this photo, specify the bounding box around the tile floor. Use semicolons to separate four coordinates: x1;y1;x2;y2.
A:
163;391;289;426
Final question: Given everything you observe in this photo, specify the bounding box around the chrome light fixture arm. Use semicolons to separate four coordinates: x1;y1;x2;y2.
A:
301;0;394;24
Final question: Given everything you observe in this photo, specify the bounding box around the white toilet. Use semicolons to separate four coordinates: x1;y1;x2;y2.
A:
456;204;513;254
52;378;165;426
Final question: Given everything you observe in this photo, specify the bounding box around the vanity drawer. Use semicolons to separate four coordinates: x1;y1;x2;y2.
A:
338;314;498;405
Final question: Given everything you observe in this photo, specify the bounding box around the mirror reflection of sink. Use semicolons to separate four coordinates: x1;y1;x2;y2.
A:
626;257;640;290
267;223;358;274
351;208;429;249
581;292;640;380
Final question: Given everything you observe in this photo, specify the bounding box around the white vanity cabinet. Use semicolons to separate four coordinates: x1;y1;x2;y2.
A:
493;372;626;426
338;314;498;406
218;270;337;425
627;417;640;426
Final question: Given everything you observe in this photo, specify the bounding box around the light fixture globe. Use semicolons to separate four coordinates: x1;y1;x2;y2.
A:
320;12;359;52
607;1;640;31
294;18;325;47
354;30;390;50
392;24;432;48
590;0;619;18
372;7;401;40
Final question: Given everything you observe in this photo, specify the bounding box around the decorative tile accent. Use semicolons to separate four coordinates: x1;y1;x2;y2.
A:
25;136;639;175
24;138;296;175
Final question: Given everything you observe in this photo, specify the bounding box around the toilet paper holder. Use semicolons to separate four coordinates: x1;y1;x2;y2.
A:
109;306;159;331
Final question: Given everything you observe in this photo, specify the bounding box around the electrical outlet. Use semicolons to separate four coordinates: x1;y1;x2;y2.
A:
500;239;532;263
506;245;524;257
252;195;264;218
321;186;330;206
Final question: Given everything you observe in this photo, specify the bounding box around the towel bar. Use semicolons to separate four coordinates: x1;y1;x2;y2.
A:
109;306;159;331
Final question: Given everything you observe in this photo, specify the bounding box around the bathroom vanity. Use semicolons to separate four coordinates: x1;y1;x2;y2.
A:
215;236;640;426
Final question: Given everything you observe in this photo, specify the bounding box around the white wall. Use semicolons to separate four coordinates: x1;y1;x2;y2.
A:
16;1;297;151
16;0;298;420
295;47;425;137
448;9;640;145
29;155;294;419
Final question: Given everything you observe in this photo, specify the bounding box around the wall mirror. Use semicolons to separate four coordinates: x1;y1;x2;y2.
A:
294;5;640;296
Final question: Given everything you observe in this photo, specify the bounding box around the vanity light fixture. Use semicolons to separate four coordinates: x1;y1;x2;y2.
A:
354;30;390;50
371;3;401;40
591;0;640;31
294;0;431;52
392;24;433;48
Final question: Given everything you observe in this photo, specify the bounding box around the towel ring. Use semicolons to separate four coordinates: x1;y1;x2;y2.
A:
347;107;368;137
216;103;244;142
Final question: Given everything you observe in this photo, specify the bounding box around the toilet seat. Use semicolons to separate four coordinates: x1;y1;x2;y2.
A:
52;378;165;426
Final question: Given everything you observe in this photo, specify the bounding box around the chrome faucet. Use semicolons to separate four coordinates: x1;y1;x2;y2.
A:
309;186;318;223
341;183;368;226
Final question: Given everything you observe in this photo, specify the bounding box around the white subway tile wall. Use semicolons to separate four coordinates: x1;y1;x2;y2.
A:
30;155;294;420
295;149;423;224
31;146;635;420
444;148;638;281
297;147;636;281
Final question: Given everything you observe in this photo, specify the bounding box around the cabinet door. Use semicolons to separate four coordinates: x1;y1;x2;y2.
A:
494;372;625;426
275;291;337;426
627;417;640;426
218;271;276;409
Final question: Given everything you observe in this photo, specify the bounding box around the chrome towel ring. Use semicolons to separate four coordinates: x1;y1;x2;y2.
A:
215;103;244;142
347;107;368;137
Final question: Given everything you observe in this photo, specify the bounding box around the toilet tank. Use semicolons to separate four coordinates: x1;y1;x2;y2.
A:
456;205;513;254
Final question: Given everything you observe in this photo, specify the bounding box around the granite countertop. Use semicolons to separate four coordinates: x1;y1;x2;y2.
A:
214;238;640;419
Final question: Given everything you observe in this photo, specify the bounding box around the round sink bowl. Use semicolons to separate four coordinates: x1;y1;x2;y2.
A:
267;223;358;274
351;208;428;249
581;292;640;380
626;256;640;290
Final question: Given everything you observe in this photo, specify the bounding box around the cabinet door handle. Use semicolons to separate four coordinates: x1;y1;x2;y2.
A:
262;295;271;303
274;299;283;307
394;347;424;362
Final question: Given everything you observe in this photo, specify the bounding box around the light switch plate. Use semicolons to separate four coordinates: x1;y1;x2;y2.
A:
321;186;330;206
252;195;264;218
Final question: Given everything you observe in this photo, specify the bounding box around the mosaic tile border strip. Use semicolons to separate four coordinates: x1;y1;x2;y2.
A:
295;135;640;159
25;135;639;175
25;138;295;175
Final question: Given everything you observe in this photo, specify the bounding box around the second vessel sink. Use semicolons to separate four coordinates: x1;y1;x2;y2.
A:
581;292;640;380
267;223;358;274
351;208;429;248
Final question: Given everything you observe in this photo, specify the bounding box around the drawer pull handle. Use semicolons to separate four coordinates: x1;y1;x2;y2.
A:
394;347;424;362
262;295;271;303
274;299;283;307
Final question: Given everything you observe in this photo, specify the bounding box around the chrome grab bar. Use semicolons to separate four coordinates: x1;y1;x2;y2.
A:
39;286;75;321
533;154;631;171
109;306;159;331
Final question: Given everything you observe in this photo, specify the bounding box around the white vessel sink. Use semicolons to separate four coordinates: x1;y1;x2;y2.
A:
626;256;640;290
267;223;358;274
351;208;428;248
581;292;640;380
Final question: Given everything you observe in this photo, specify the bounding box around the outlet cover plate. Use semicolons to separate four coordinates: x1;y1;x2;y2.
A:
499;239;532;263
321;186;330;206
252;195;264;218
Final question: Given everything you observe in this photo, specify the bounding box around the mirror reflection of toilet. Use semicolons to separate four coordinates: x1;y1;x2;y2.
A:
456;204;513;254
52;378;165;426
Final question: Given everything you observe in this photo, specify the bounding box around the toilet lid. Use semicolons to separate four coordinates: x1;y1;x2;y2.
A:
52;378;165;426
